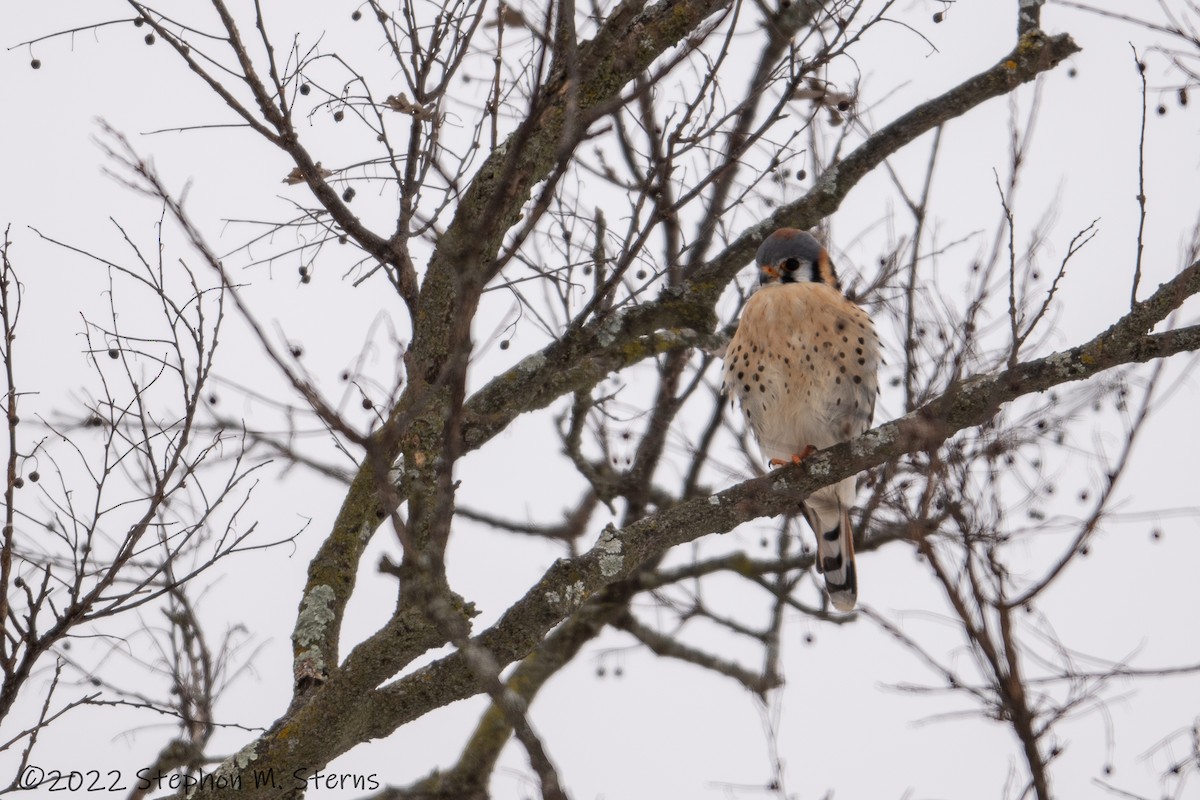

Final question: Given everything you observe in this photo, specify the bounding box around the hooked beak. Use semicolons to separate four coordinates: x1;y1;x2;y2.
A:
759;264;780;280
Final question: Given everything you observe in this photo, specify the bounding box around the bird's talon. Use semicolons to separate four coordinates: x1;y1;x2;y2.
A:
768;445;817;468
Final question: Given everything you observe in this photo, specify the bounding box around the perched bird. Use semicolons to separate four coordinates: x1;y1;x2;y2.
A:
722;228;881;611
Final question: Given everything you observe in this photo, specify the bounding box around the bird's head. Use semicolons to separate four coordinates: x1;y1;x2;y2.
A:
755;228;841;290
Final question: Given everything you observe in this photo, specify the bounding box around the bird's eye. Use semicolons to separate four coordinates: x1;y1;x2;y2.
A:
783;258;800;272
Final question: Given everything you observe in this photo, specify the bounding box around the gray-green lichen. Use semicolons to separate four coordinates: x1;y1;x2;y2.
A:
516;352;547;372
815;162;840;197
194;743;259;798
957;372;995;397
851;425;896;458
293;584;336;675
545;580;587;610
597;525;624;577
596;312;626;347
232;743;259;769
1042;350;1085;379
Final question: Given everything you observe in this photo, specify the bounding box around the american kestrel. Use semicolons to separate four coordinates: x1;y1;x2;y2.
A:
723;228;881;611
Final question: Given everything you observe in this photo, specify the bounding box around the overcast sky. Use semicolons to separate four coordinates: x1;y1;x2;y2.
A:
3;2;1200;799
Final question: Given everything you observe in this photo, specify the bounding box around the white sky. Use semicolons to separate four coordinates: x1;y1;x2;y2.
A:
2;2;1199;799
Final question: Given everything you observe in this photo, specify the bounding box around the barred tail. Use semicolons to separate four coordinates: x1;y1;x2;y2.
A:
806;502;857;612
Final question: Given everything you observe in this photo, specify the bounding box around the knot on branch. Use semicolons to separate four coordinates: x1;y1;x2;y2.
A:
1012;30;1081;79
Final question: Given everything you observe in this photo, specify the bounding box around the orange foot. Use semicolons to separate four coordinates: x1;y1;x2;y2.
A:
769;444;816;468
